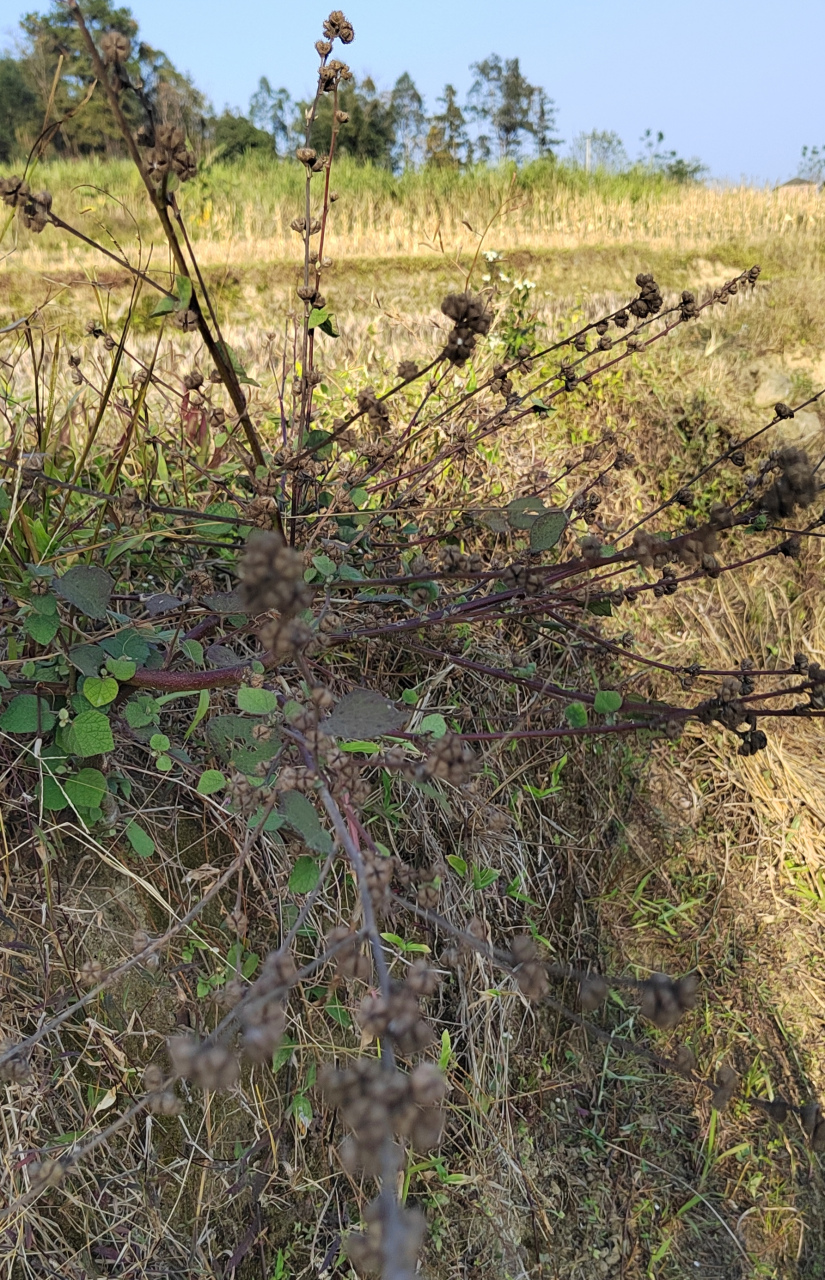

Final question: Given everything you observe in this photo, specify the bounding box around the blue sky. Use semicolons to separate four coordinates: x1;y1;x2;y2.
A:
4;0;823;182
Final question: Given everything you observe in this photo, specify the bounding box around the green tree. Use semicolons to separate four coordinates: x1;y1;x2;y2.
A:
17;0;205;157
390;72;425;171
570;129;629;173
0;57;39;161
424;84;471;169
213;111;273;161
639;129;706;183
303;76;395;167
467;54;558;161
249;77;293;155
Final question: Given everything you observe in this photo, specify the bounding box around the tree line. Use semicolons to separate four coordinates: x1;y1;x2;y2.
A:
0;0;705;180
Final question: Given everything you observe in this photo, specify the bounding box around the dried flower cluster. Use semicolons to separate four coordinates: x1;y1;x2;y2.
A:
320;1055;447;1178
0;176;52;232
137;123;197;184
440;292;492;364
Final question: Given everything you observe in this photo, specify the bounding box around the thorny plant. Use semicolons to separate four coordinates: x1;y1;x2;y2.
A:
0;6;824;1278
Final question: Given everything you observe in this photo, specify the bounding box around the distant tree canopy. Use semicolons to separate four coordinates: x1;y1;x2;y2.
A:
0;5;708;181
8;0;206;158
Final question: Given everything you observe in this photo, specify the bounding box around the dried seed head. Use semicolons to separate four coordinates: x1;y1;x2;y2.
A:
323;10;355;42
762;446;817;518
398;360;419;380
421;732;475;784
639;972;699;1029
0;1039;31;1083
710;1064;738;1112
168;1035;239;1090
79;957;104;987
100;30;131;64
580;973;609;1012
237;530;313;616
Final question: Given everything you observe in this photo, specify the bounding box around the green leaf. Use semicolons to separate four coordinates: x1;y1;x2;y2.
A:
326;998;351;1027
150;733;171;752
69;644;106;678
507;495;546;530
176;274;193;309
82;676;119;708
39;774;70;811
419;713;448;739
156;754;174;772
288;855;320;894
150;295;178;318
54;565;113;620
106;656;137;681
70;709;115;757
279;791;332;854
472;866;500;891
237;685;277;715
25;612;59;645
594;690;623;715
125;821;155;857
307;306;329;330
0;694;56;734
587;599;613;617
563;701;588;729
197;769;226;796
180;638;204;666
326;689;407;739
319;313;339;338
124;694;160;728
215;340;259;387
446;854;467;877
304;428;334;460
100;629;151;664
184;688;211;741
530;509;568;552
312;554;337;578
64;767;108;811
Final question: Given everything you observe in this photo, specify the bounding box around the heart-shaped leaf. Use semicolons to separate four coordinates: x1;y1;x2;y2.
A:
55;565;113;620
82;676;119;708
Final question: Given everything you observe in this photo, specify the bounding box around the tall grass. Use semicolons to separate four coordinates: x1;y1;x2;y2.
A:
8;154;824;269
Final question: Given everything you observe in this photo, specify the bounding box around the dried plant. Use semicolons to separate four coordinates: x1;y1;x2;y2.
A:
0;6;823;1278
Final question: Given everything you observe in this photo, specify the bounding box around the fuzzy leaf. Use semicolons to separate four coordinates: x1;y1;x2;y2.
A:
197;769;226;796
54;565;113;620
70;709;115;757
563;701;588;729
507;495;546;530
279;791;332;854
82;676;119;708
176;274;193;309
288;855;320;894
237;686;277;715
105;657;137;681
64;767;108;811
150;295;178;317
68;644;106;678
0;694;56;734
124;694;160;728
419;713;448;738
326;689;407;739
25;612;60;645
594;690;623;715
530;510;568;552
